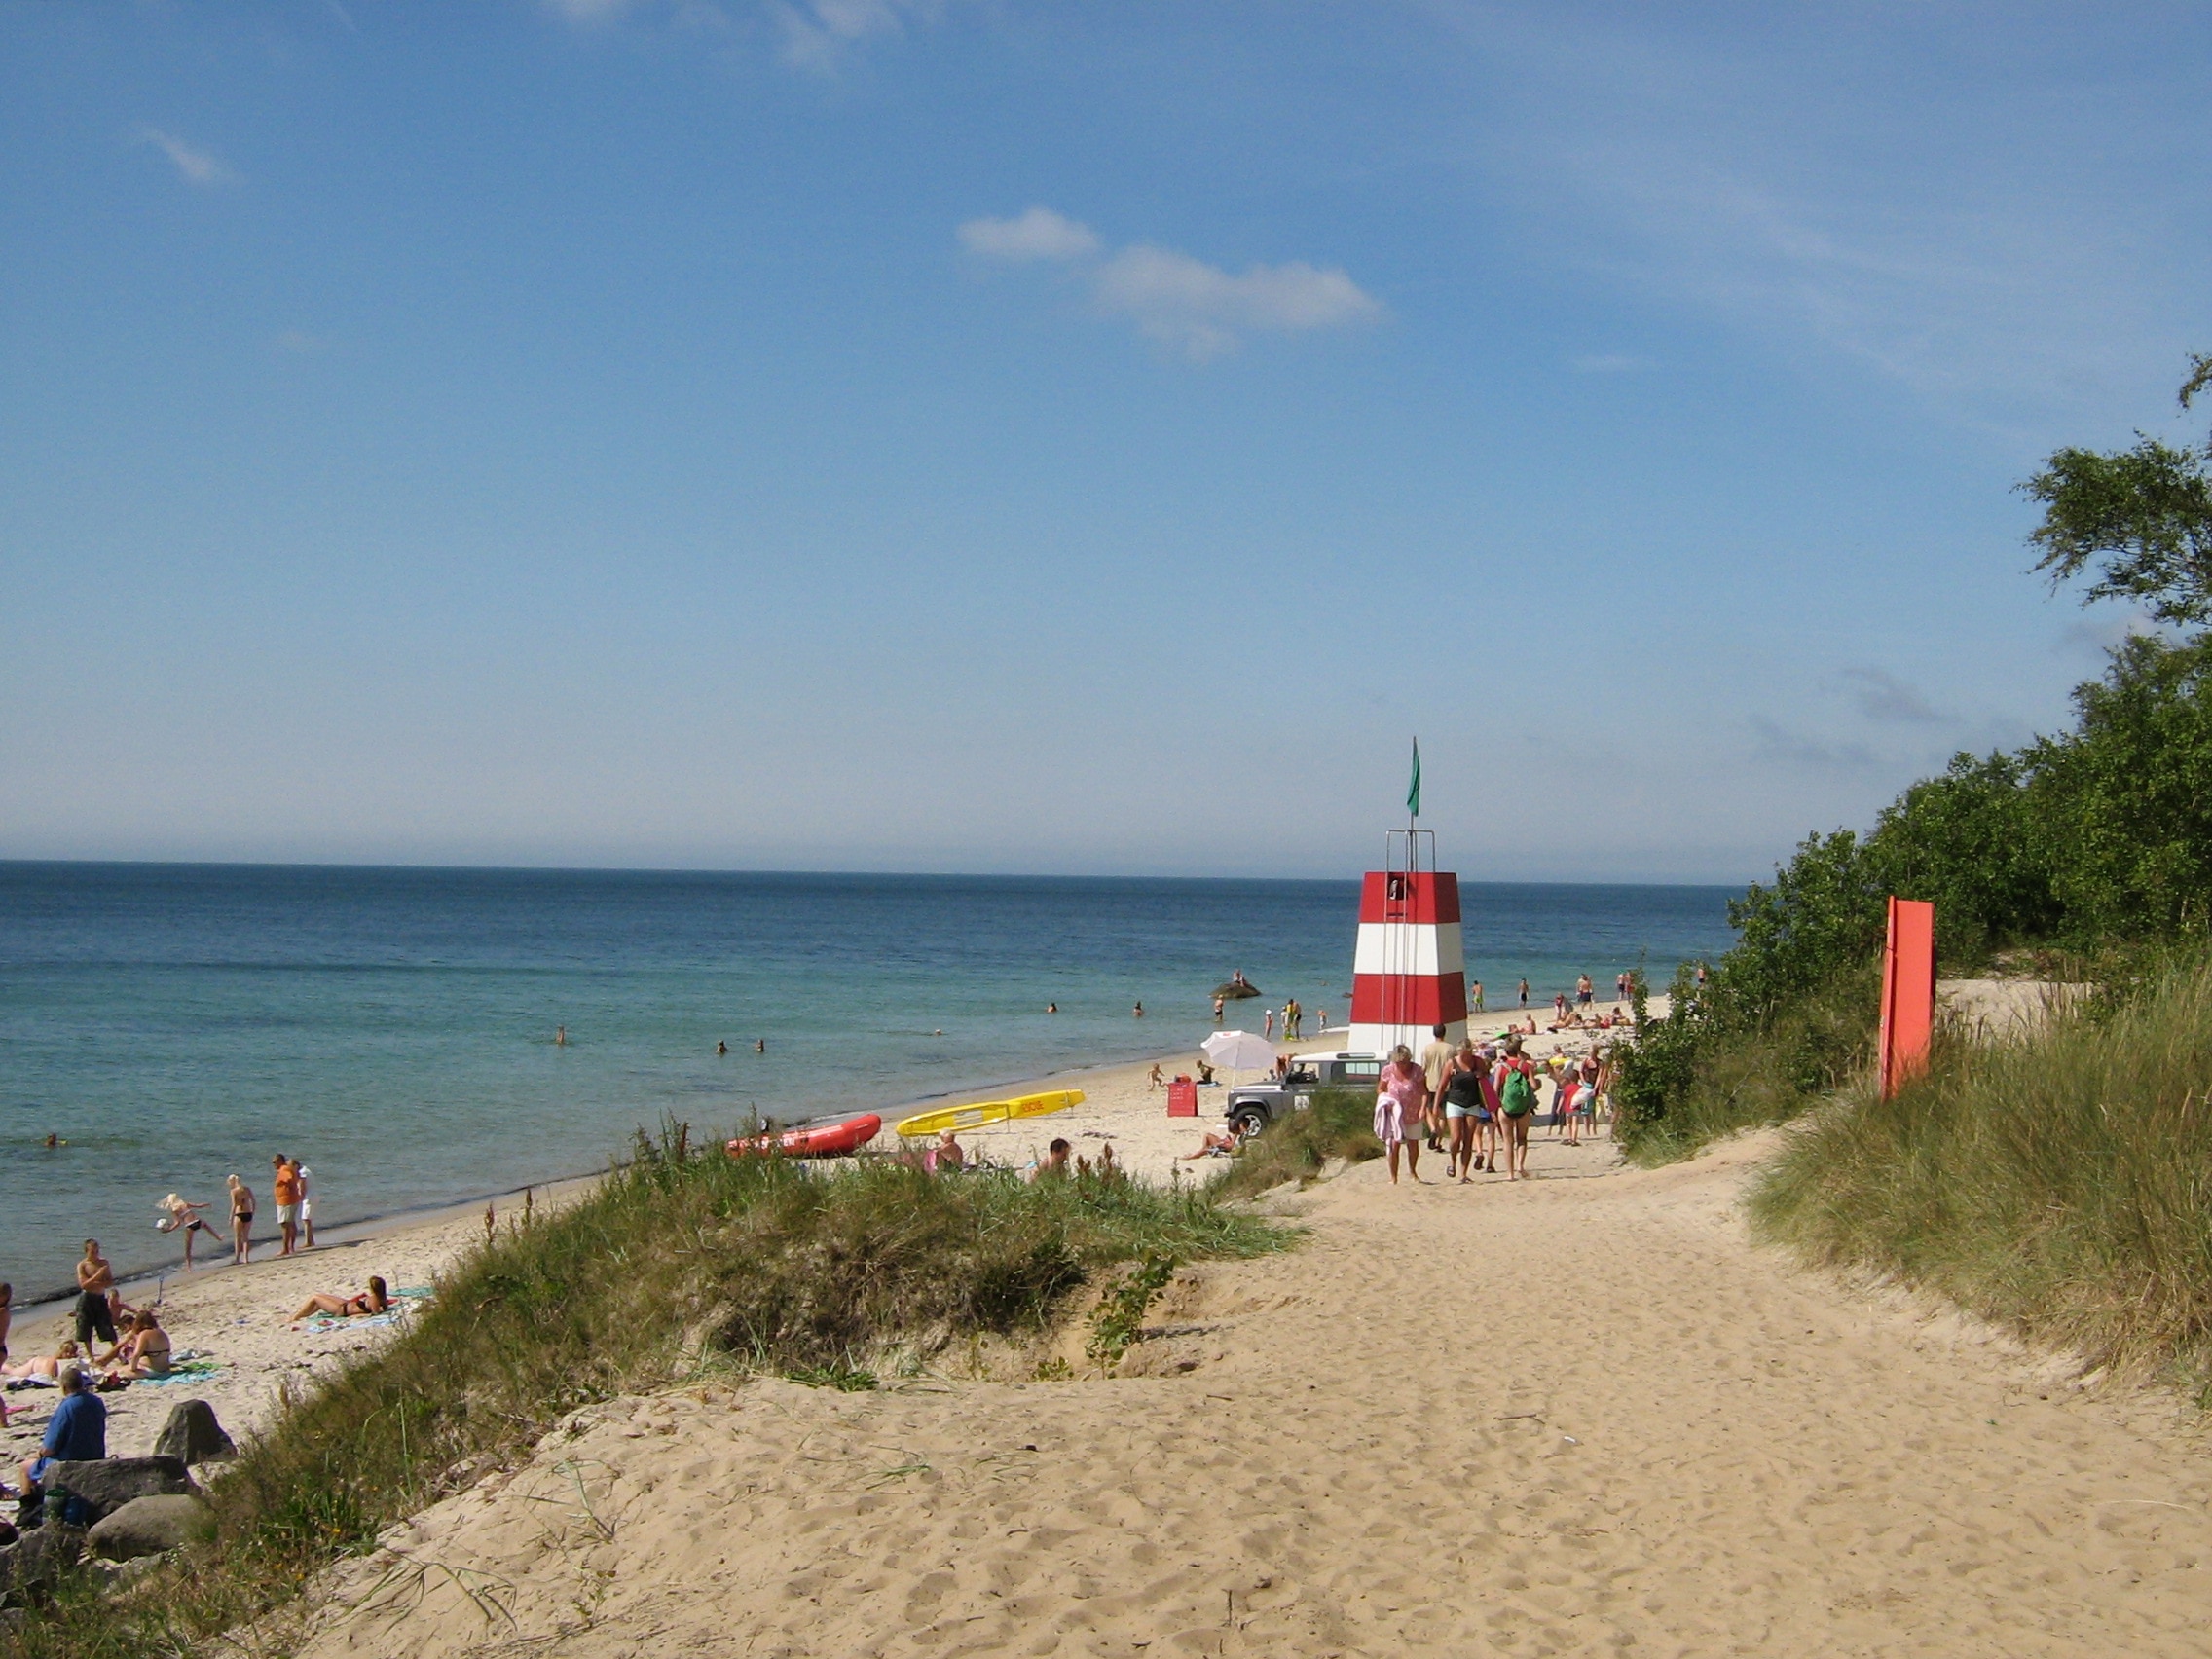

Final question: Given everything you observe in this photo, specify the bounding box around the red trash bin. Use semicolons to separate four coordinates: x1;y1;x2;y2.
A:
1166;1076;1198;1118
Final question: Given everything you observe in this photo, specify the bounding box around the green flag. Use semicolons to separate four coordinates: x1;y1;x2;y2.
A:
1407;738;1420;818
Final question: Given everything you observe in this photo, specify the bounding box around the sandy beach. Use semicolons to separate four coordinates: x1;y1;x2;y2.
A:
2;1011;1631;1464
278;1120;2212;1659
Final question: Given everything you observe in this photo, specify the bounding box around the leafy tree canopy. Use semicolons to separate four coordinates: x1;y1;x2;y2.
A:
2024;356;2212;626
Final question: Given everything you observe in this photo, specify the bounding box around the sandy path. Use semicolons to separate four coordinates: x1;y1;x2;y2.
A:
291;1128;2212;1658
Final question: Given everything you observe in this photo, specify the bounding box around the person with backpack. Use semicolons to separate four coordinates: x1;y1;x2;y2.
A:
1493;1038;1539;1180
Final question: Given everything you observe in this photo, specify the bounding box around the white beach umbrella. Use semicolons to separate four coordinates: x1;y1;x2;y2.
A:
1201;1030;1277;1074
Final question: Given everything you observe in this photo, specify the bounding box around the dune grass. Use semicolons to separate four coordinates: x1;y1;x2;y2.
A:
1752;955;2212;1396
1210;1088;1382;1198
3;1132;1284;1657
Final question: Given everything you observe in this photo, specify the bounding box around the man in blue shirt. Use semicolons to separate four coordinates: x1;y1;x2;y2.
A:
21;1362;105;1502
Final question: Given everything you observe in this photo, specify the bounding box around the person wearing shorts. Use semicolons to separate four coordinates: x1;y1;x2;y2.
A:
272;1155;303;1257
1494;1040;1538;1180
73;1240;117;1348
295;1161;315;1249
1440;1039;1489;1182
1374;1046;1426;1186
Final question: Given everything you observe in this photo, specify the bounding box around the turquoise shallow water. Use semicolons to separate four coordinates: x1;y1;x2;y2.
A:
0;863;1737;1296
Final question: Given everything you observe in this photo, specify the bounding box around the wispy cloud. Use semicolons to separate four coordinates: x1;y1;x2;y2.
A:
961;209;1382;360
958;207;1099;263
1838;666;1944;724
1443;8;2210;436
1749;715;1879;772
543;0;638;19
140;129;232;187
769;0;936;69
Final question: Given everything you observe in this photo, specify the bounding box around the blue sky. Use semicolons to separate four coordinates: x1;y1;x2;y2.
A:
3;2;2207;881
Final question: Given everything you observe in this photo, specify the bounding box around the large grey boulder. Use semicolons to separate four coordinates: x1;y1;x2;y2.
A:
42;1456;192;1523
87;1493;214;1562
0;1524;85;1597
153;1399;236;1465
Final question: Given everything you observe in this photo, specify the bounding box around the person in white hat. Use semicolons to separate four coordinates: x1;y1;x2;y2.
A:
156;1192;217;1270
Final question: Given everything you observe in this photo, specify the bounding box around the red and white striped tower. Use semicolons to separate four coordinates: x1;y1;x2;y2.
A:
1349;833;1467;1056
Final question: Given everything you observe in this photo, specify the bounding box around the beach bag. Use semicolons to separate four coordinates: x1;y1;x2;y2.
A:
1501;1068;1535;1118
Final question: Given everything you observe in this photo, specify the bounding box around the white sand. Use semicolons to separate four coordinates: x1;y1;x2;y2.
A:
280;1123;2212;1657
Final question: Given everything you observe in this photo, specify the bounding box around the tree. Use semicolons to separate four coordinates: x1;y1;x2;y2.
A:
2023;355;2212;627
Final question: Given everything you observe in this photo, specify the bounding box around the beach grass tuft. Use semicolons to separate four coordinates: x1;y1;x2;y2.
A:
1210;1088;1382;1198
1751;952;2212;1392
0;1131;1283;1656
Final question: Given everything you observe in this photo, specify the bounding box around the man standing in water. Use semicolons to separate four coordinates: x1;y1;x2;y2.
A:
1518;978;1530;1008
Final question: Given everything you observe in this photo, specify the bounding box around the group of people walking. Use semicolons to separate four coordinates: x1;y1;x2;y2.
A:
1373;1024;1611;1185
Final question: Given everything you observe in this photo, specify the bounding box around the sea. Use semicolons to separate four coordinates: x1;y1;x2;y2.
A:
0;863;1738;1297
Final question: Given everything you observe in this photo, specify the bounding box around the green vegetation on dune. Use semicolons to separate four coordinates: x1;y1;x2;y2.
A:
1209;1088;1382;1198
4;1137;1284;1657
1752;953;2212;1396
1616;352;2212;1165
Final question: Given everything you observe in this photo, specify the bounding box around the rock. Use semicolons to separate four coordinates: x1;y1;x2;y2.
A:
0;1524;85;1597
42;1456;192;1524
153;1399;236;1465
88;1493;214;1562
1211;980;1262;998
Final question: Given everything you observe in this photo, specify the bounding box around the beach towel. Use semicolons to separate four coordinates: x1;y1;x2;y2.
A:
297;1309;409;1335
137;1360;223;1386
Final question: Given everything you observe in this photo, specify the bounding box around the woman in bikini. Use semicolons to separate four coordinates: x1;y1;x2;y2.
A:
290;1275;391;1323
227;1174;256;1266
100;1309;172;1382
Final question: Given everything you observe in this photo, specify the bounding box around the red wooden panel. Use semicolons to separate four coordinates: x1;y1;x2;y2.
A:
1879;896;1936;1099
1349;972;1468;1025
1357;871;1462;927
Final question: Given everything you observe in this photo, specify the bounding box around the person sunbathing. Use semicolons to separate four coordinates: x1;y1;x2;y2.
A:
3;1340;81;1382
930;1130;967;1172
290;1275;391;1323
1180;1128;1239;1159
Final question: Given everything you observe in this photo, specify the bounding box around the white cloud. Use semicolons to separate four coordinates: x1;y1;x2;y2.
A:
961;210;1382;359
959;207;1101;263
1093;246;1382;359
140;129;232;187
769;0;932;70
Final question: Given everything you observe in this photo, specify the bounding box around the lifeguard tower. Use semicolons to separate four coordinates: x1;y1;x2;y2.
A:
1348;827;1468;1056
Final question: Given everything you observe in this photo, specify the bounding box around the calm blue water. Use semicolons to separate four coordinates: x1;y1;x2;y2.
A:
0;864;1737;1295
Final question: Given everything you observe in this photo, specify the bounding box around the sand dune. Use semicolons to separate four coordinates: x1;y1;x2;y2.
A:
291;1128;2212;1658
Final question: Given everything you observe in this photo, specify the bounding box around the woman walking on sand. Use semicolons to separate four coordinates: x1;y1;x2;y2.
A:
227;1174;256;1265
1494;1039;1538;1179
1440;1038;1490;1181
1374;1045;1426;1185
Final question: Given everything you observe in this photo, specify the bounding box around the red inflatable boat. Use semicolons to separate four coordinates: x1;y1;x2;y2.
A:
725;1113;882;1159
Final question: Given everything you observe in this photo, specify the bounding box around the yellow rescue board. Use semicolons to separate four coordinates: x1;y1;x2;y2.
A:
895;1088;1085;1138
